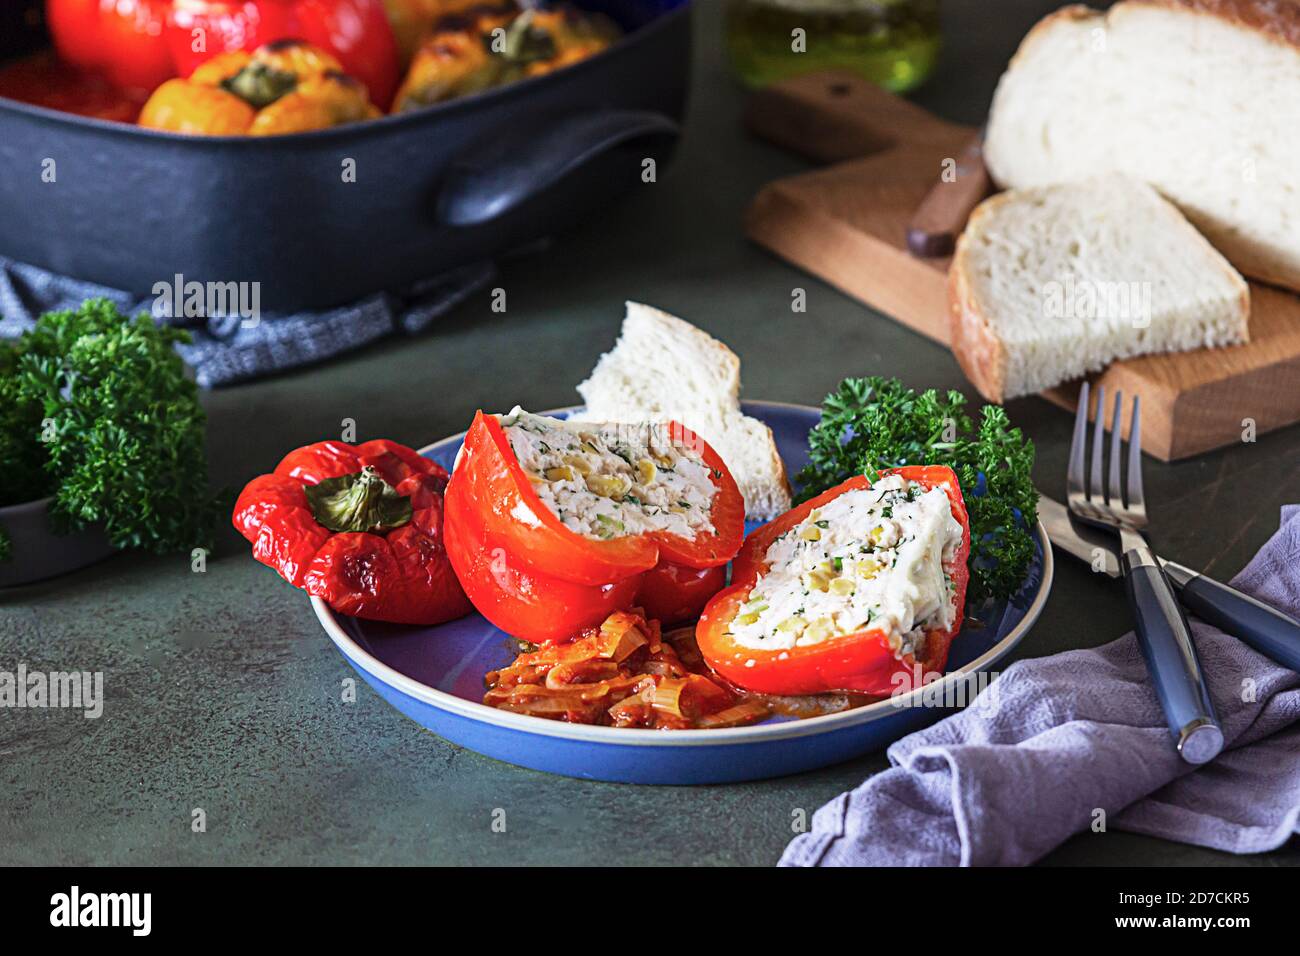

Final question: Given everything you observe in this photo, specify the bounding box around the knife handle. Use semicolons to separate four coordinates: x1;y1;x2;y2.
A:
905;132;992;258
1123;549;1224;764
1165;561;1300;673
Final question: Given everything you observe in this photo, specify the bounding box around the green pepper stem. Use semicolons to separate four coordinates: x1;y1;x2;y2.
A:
303;466;413;534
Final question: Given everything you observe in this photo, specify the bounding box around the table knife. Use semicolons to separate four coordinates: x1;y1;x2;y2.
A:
905;129;992;258
1040;494;1300;672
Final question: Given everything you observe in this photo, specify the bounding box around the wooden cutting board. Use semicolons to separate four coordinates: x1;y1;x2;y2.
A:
744;71;1300;461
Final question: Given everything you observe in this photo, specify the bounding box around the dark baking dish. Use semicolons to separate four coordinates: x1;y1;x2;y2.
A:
0;0;691;311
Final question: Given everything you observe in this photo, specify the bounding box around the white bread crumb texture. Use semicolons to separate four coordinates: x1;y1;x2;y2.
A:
984;1;1300;290
955;176;1248;398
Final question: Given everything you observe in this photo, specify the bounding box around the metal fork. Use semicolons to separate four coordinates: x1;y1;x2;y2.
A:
1068;382;1224;765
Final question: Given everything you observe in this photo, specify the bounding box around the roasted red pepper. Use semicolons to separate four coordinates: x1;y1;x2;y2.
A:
442;480;643;643
47;0;177;92
635;559;727;627
167;0;401;108
697;466;971;698
444;411;744;643
233;438;472;625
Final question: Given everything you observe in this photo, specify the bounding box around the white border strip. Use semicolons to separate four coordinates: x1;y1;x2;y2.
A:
312;402;1055;748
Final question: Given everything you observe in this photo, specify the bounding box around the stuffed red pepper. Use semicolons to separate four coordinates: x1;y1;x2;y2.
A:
233;438;472;626
47;0;176;92
697;465;970;698
444;407;745;643
635;559;727;627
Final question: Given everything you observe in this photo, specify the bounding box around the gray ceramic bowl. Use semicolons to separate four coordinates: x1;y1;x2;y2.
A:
0;496;115;588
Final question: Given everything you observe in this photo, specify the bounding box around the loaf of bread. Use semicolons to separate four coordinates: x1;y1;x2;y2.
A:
948;176;1250;403
573;302;793;521
984;0;1300;291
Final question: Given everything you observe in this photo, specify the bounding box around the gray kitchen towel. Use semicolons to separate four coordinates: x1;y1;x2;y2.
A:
781;506;1300;867
0;255;495;388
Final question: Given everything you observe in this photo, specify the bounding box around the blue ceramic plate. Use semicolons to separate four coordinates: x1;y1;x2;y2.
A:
314;402;1053;783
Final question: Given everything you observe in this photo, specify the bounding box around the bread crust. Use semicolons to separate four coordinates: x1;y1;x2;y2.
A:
1005;4;1097;72
1129;0;1300;49
1010;0;1300;67
947;195;1011;404
749;420;794;520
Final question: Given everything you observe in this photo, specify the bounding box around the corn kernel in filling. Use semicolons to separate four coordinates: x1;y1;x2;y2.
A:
729;476;963;655
500;407;717;541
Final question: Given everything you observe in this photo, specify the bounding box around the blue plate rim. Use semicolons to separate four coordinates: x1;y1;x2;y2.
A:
312;401;1054;748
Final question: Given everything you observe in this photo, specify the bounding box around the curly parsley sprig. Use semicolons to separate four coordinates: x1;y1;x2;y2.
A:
0;298;220;555
797;377;1038;605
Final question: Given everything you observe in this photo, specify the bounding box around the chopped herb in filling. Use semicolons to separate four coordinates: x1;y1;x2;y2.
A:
730;476;963;655
501;407;717;542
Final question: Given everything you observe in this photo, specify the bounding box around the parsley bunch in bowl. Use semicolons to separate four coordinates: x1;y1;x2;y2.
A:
797;377;1039;605
0;298;219;558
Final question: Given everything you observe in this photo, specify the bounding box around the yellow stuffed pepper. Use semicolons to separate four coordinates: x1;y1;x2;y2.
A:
139;40;381;136
392;4;620;112
383;0;486;67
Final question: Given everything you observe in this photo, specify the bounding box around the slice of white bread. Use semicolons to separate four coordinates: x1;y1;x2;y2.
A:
984;0;1300;291
573;302;793;521
948;175;1250;403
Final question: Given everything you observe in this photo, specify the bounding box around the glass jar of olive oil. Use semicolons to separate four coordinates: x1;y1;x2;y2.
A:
725;0;941;93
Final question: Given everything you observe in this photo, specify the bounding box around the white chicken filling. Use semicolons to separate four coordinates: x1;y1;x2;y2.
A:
500;407;717;541
729;476;964;656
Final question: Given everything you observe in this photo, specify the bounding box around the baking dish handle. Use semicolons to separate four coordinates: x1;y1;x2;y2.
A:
436;108;680;228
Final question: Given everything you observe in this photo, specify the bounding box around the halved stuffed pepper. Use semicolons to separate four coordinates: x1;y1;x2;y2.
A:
444;407;745;643
383;0;489;66
697;466;971;698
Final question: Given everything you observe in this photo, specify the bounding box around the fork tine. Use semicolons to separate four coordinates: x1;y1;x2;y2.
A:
1108;390;1124;506
1128;393;1145;514
1090;385;1106;500
1068;381;1089;499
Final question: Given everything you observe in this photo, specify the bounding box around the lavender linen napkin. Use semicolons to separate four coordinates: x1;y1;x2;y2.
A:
781;506;1300;867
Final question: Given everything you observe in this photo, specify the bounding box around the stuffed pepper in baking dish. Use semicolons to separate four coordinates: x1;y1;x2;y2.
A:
698;466;971;698
444;407;745;643
391;4;620;111
384;0;486;66
139;40;381;136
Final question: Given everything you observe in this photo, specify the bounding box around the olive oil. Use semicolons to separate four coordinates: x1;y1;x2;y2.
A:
725;0;941;93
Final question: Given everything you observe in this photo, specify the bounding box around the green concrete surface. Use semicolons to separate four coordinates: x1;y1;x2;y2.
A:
2;1;1298;866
